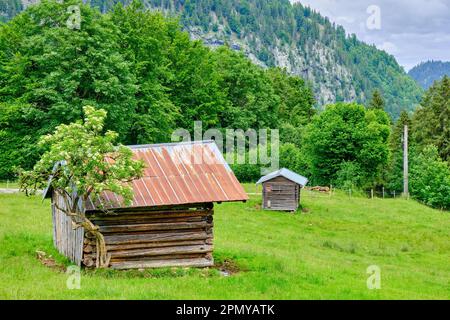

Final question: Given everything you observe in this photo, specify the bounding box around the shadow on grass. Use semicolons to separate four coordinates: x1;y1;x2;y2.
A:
80;250;254;279
84;265;221;279
83;255;246;279
2;232;248;279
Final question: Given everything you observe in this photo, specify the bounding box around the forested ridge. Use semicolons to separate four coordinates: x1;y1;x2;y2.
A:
2;0;424;118
146;0;425;118
104;0;424;118
409;60;450;89
0;0;24;23
0;1;448;209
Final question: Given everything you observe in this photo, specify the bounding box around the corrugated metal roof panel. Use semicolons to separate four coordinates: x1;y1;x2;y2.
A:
86;140;248;211
256;168;309;186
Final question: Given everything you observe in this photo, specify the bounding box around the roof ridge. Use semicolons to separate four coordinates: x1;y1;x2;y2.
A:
256;168;308;186
128;140;216;149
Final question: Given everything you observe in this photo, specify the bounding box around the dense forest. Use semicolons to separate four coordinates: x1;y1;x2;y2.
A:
0;1;448;209
409;60;450;89
0;0;314;176
2;0;424;118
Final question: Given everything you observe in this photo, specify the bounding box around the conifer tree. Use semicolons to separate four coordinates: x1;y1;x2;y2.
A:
368;90;386;110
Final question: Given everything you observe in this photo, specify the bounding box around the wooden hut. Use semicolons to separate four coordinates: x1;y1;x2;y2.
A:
44;141;248;269
256;168;308;212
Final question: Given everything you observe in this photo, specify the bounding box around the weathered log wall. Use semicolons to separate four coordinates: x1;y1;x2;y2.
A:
52;191;84;265
84;204;214;269
262;176;300;211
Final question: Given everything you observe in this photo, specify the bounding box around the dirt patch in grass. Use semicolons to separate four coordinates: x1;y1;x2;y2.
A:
214;259;242;276
301;207;311;214
36;250;66;272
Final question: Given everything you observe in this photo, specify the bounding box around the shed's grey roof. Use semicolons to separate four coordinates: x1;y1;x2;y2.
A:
256;168;308;186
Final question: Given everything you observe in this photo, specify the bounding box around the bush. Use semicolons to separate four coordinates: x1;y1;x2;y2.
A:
228;143;310;183
227;148;262;182
229;162;261;183
304;103;390;186
410;146;450;210
279;143;310;177
279;123;303;147
334;161;364;190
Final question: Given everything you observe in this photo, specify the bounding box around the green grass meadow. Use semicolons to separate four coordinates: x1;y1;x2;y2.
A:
0;181;19;189
0;184;449;299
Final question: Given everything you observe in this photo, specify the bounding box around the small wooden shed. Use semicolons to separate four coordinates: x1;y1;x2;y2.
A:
256;168;308;212
44;140;248;269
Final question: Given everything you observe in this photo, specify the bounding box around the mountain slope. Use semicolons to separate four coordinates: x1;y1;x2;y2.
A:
141;0;423;118
2;0;424;118
409;60;450;89
0;0;23;22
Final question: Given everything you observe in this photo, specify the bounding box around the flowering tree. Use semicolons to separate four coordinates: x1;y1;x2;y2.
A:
19;106;144;267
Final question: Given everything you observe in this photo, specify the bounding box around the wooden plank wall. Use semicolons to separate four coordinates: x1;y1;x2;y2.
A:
86;204;214;269
262;177;299;211
52;191;84;265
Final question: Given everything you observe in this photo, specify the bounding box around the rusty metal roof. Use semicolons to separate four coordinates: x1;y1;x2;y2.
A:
85;140;248;211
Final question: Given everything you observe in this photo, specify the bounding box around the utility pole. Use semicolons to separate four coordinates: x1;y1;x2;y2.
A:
403;125;409;199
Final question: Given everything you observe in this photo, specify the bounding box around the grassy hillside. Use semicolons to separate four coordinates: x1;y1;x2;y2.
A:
0;186;448;299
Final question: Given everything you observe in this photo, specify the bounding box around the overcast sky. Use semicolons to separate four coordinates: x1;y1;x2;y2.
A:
292;0;450;71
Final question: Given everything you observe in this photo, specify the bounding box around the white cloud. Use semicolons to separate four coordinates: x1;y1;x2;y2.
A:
378;41;398;54
336;16;355;24
293;0;450;70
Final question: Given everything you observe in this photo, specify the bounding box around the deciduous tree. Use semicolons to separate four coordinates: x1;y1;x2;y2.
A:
304;103;390;187
19;106;144;267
